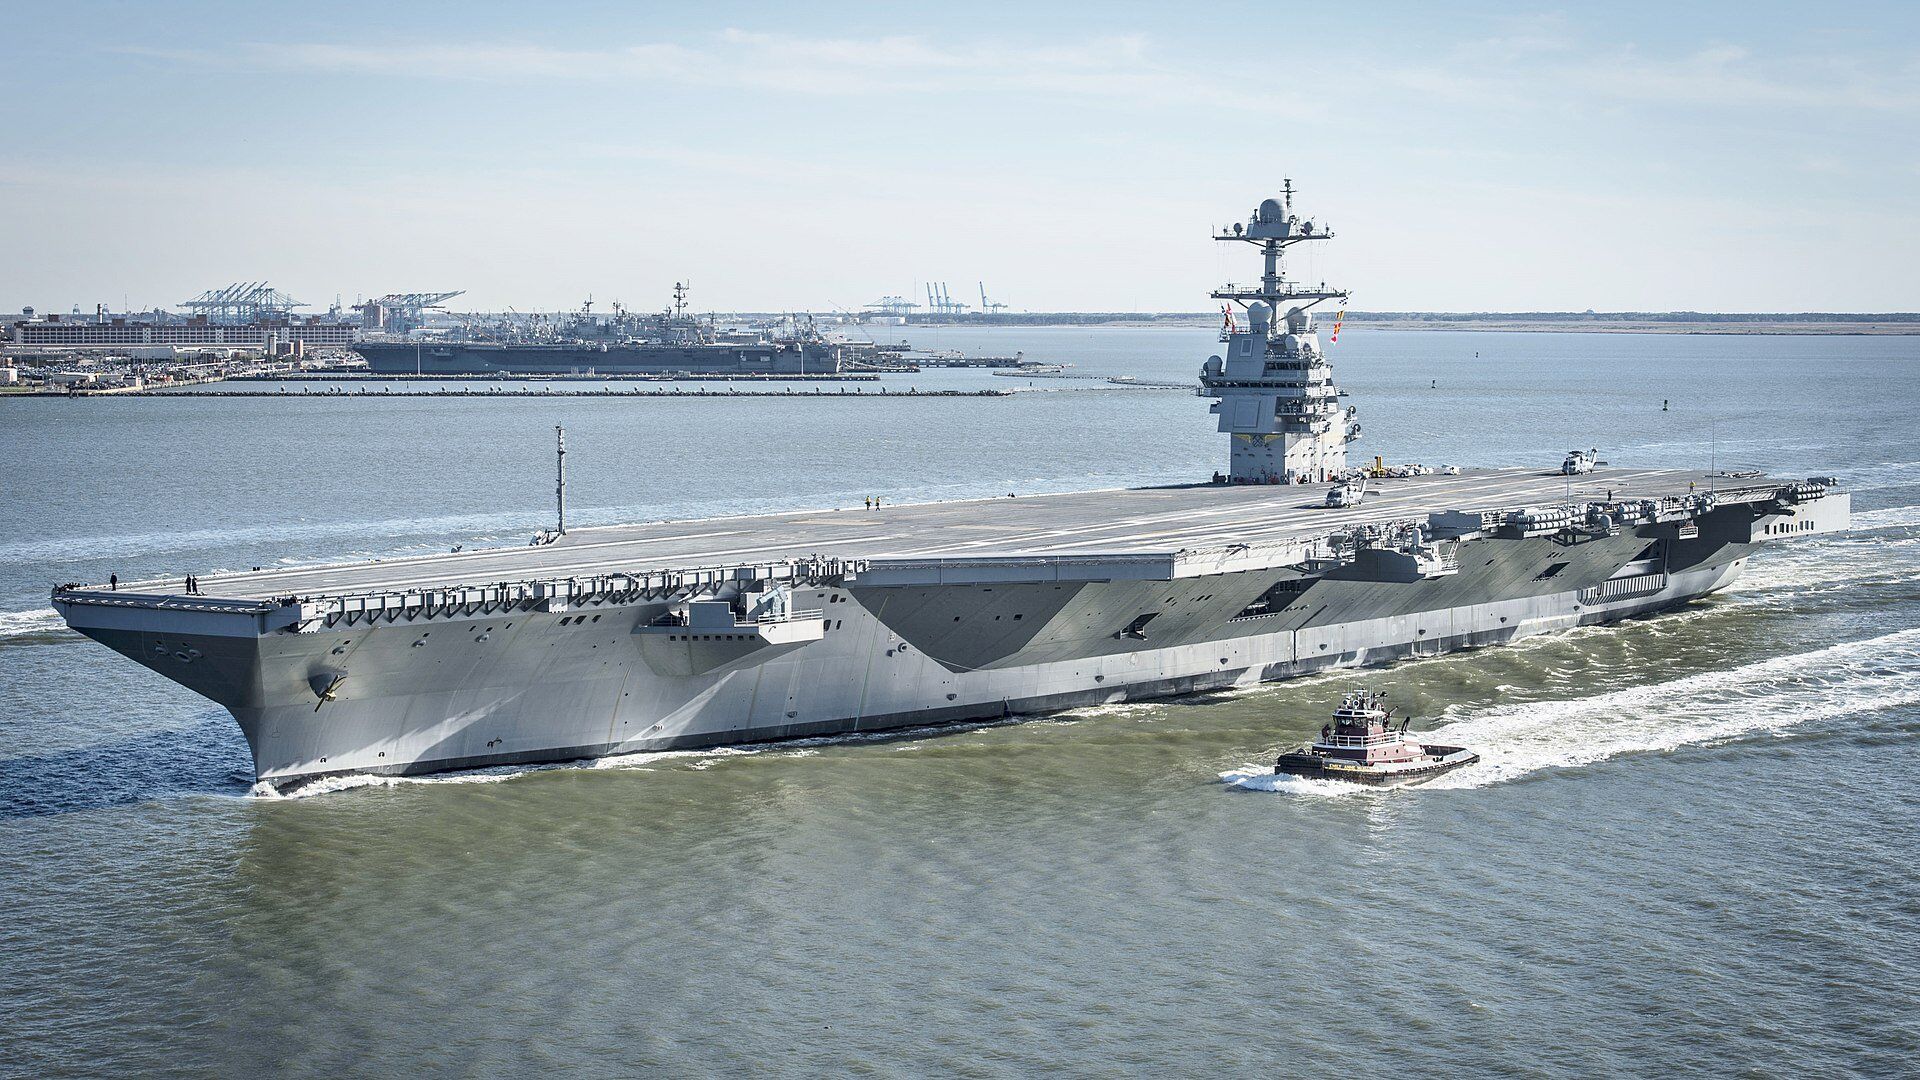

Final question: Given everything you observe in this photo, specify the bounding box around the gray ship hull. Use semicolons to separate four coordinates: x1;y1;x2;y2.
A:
51;471;1848;788
355;340;841;376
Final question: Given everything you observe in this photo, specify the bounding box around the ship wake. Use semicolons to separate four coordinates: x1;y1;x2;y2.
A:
248;716;1042;799
1421;625;1920;788
1225;625;1920;794
0;608;67;644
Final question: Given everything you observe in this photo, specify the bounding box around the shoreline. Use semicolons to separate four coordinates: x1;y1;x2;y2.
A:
1354;321;1920;336
861;318;1920;335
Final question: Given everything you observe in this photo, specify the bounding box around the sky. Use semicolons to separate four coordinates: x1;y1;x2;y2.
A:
2;1;1917;314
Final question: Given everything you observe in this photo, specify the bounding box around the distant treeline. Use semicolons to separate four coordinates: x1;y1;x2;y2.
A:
875;313;1207;326
1344;311;1920;323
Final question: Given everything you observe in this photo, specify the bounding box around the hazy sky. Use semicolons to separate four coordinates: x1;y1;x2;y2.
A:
3;1;1917;314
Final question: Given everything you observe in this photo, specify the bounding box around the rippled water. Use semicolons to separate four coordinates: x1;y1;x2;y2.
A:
3;328;1918;1077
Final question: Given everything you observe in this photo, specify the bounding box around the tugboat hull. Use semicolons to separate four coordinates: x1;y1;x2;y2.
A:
1275;744;1480;787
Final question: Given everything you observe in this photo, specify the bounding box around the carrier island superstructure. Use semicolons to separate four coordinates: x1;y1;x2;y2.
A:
51;188;1850;787
1200;181;1358;485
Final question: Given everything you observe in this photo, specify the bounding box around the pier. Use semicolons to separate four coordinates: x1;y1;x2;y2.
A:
236;370;881;383
992;370;1192;389
132;386;1014;399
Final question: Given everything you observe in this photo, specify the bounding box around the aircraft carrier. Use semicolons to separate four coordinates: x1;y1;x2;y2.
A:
354;285;844;376
50;188;1849;788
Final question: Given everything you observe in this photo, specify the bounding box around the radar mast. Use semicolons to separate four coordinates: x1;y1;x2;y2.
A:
1198;182;1359;485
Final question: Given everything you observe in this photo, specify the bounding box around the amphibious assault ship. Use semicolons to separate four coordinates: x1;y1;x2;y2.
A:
52;187;1849;788
354;284;843;376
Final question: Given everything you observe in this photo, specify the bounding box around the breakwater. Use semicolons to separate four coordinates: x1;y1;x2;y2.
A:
137;387;1013;399
991;370;1192;389
238;371;880;382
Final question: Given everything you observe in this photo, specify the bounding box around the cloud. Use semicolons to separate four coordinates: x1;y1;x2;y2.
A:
1382;37;1920;114
1797;155;1850;175
118;22;1917;124
715;27;1144;70
41;18;1920;312
115;29;1288;113
118;41;704;82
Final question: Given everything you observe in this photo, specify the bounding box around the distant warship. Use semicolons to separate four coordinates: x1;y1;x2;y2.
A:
53;184;1849;788
354;284;842;375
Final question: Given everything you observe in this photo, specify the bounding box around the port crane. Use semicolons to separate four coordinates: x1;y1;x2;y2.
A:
356;290;466;334
925;282;969;316
180;282;306;323
862;295;918;317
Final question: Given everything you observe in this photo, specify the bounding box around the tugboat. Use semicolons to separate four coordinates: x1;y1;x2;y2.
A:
1274;690;1478;787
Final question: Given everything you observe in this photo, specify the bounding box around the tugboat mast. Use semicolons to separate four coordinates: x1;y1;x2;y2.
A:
1198;182;1359;485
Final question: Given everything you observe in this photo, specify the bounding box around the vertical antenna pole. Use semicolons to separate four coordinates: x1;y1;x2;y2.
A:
555;425;567;536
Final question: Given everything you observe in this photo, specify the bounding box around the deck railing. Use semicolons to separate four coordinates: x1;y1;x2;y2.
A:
1318;730;1406;748
754;607;824;624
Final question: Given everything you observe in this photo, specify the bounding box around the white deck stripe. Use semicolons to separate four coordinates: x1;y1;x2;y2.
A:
175;468;1761;601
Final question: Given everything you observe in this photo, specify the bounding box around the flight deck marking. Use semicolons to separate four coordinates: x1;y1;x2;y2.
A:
229;535;903;598
882;473;1500;554
157;470;1706;601
935;471;1675;556
877;475;1554;556
196;529;751;591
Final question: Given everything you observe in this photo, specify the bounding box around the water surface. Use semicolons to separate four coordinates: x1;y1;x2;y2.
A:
3;328;1917;1076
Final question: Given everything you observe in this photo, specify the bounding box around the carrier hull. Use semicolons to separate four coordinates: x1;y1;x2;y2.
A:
51;471;1848;787
49;190;1855;790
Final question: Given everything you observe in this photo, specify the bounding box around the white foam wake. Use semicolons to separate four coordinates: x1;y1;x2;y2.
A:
1737;536;1920;595
248;766;528;799
244;746;747;797
0;607;66;640
1218;769;1371;796
1723;501;1920;598
1848;504;1920;530
1422;625;1920;788
247;718;1024;799
1224;627;1920;795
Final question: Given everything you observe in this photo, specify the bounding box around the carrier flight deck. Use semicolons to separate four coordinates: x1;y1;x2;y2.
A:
106;467;1751;605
